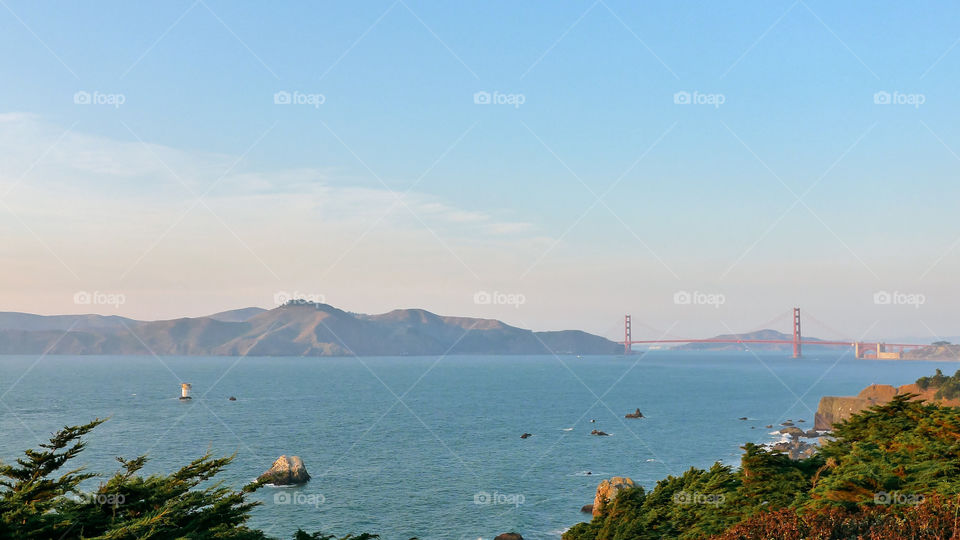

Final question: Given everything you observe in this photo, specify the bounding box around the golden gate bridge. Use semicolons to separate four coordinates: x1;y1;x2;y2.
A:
621;308;929;359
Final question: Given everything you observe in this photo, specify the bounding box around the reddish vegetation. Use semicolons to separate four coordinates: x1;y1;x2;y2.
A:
714;495;960;540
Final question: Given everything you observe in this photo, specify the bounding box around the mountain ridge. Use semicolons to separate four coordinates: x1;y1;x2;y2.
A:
0;303;622;357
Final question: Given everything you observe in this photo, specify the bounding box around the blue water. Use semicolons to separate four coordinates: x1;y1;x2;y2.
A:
0;352;956;539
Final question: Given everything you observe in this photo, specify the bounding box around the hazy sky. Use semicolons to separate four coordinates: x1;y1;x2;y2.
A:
1;1;958;341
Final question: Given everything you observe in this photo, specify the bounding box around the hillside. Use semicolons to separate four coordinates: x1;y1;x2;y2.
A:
902;342;960;360
671;329;826;352
0;303;622;357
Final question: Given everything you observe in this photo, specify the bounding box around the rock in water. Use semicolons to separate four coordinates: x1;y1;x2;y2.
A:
494;534;523;540
625;408;644;418
590;429;610;436
780;426;804;438
580;504;594;513
520;433;532;439
592;477;636;516
258;455;310;485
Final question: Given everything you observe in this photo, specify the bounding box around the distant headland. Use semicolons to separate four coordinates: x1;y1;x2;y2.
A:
0;302;622;357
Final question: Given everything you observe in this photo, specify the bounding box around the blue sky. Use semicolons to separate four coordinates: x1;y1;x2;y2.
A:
1;1;958;340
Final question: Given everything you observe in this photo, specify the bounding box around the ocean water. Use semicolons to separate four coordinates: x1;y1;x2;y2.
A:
0;352;956;539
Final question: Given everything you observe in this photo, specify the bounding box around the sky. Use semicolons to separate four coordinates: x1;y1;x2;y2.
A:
1;0;958;341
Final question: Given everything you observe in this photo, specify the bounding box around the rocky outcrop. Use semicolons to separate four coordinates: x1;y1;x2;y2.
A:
590;429;610;436
814;383;960;430
494;534;523;540
779;426;804;437
258;455;310;485
625;408;643;418
772;438;817;460
592;477;636;516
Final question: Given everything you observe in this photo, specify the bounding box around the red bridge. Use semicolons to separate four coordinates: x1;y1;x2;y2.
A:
622;308;928;359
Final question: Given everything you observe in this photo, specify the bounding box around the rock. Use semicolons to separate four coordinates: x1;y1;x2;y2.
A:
738;417;748;420
494;534;523;540
258;455;310;485
803;429;820;438
780;421;794;427
590;429;610;436
814;395;874;430
592;477;636;516
765;424;773;428
520;433;532;439
580;504;594;513
625;408;644;418
772;438;817;460
812;382;960;430
780;426;804;438
797;418;805;422
228;396;237;401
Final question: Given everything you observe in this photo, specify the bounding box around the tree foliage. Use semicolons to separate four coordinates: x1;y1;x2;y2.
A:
0;420;384;539
564;386;960;540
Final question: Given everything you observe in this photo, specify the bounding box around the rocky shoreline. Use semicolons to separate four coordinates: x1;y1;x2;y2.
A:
814;380;960;430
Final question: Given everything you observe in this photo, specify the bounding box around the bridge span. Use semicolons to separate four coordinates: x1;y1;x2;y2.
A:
621;308;928;359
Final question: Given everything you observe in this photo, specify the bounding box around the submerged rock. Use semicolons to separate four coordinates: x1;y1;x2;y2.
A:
494;534;523;540
520;433;532;439
258;455;310;485
590;429;610;436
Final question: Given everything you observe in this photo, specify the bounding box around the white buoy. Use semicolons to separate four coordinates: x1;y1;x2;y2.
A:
179;383;192;400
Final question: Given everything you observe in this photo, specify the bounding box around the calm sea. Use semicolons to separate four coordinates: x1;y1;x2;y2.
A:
0;352;955;539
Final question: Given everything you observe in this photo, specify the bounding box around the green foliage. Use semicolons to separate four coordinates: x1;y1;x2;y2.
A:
566;464;742;540
564;375;960;540
914;368;960;399
0;420;386;540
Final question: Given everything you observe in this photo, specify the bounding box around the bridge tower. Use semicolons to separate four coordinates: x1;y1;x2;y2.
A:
624;315;632;355
792;307;802;358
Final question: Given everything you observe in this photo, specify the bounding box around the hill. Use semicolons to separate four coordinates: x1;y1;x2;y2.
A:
671;329;826;352
0;303;622;357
